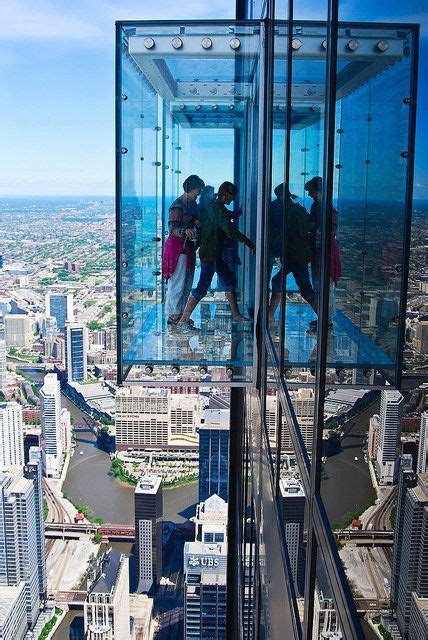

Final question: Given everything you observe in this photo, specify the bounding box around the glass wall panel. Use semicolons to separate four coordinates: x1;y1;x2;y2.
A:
117;22;262;384
333;26;415;382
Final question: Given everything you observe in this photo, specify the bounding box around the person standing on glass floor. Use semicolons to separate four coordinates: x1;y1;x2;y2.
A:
162;175;205;326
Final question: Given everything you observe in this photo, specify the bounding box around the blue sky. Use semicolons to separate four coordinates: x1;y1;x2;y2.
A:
0;0;426;197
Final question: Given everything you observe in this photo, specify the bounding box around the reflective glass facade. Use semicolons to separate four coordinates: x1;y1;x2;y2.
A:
116;2;419;638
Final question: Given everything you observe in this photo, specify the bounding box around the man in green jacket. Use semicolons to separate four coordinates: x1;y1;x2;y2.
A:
178;181;255;331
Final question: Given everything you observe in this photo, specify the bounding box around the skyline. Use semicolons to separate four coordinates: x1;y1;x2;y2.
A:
0;0;427;197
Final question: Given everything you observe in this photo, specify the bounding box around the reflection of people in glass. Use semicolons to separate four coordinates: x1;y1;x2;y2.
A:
268;183;317;320
162;175;205;325
178;181;255;331
304;176;339;333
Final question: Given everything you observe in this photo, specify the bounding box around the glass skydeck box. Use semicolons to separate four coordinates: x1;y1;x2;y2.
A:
116;20;417;388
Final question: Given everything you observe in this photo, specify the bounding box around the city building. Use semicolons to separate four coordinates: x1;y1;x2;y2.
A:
199;408;230;503
284;388;315;454
60;407;72;453
116;387;169;448
0;583;28;640
409;594;428;640
376;390;404;485
40;373;63;478
313;585;342;639
115;4;419;638
105;326;117;352
65;323;88;383
368;414;381;460
0;339;6;389
170;394;200;440
4;314;32;348
417;412;428;474
134;476;162;593
41;315;58;340
0;467;43;630
412;318;428;355
53;336;66;364
184;494;228;640
280;477;305;596
0;402;24;468
24;448;47;600
84;549;131;640
45;292;73;331
392;473;428;637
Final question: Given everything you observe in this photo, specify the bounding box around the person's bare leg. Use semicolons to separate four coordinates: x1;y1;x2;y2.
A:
226;291;240;318
178;295;199;323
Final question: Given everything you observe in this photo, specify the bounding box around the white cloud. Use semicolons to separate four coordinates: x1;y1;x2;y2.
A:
0;0;233;46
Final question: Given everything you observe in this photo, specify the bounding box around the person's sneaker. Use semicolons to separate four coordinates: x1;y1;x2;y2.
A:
177;320;201;333
167;315;180;325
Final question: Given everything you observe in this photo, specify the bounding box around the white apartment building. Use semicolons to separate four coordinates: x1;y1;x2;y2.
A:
0;583;28;640
0;468;41;629
376;390;404;485
60;408;72;454
0;402;24;468
170;394;200;440
84;550;130;640
4;314;33;348
40;373;63;478
368;414;381;460
417;412;428;474
0;339;6;389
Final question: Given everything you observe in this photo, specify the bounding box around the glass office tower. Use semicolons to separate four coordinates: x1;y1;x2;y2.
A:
116;1;418;637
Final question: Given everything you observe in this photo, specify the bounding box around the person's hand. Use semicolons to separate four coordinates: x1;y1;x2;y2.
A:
194;220;201;228
250;246;256;255
185;228;197;239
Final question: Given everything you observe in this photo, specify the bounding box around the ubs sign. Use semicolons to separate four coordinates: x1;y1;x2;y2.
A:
188;555;219;568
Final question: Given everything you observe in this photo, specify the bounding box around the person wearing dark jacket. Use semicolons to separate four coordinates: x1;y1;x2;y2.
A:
304;176;340;333
268;183;317;319
178;181;255;331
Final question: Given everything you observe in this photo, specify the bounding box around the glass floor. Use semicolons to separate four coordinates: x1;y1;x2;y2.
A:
123;300;394;373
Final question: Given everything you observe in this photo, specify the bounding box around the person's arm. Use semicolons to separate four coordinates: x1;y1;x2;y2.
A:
168;205;186;237
217;205;254;250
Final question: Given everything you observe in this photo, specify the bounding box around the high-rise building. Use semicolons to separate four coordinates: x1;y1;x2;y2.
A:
199;408;229;503
417;412;428;474
40;373;63;478
116;387;169;448
0;402;24;468
4;314;32;348
25;448;47;600
84;549;131;640
280;477;305;596
408;593;428;640
0;339;6;389
0;467;42;630
170;394;199;440
391;467;418;612
0;582;28;640
134;476;162;593
184;494;228;640
376;390;404;485
41;315;58;340
53;336;66;364
60;407;72;453
105;326;117;352
412;319;428;355
65;323;88;383
368;414;381;460
392;473;428;637
45;293;73;332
